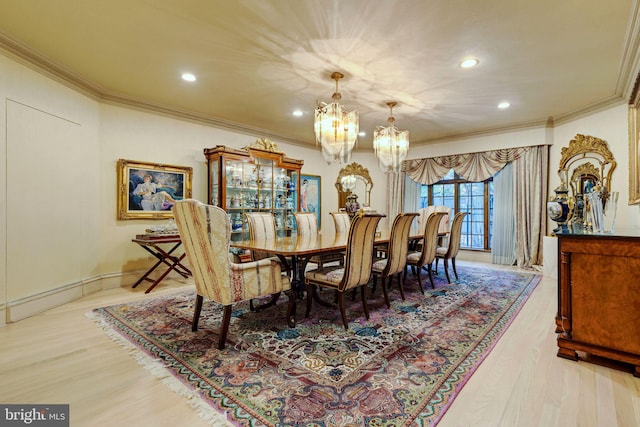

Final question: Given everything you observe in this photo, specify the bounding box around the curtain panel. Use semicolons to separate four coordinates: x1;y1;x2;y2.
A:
402;144;548;268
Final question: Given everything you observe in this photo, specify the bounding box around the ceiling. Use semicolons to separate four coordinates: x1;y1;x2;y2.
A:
1;0;639;150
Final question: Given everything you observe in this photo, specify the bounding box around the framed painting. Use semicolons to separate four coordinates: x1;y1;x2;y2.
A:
117;159;193;219
301;174;321;228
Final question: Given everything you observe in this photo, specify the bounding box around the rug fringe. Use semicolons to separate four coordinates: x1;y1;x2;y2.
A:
86;310;232;426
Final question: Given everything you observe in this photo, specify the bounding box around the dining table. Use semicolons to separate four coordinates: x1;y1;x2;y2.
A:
229;229;428;296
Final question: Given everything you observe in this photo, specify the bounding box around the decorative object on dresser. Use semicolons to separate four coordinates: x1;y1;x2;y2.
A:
204;140;303;241
548;134;616;232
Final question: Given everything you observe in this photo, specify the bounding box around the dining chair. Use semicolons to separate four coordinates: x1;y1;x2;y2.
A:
435;212;468;283
244;212;278;261
371;212;419;305
172;199;295;350
304;212;384;330
293;212;344;271
330;211;352;233
406;211;447;292
417;205;451;245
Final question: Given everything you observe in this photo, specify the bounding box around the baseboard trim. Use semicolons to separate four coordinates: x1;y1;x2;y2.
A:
4;270;145;323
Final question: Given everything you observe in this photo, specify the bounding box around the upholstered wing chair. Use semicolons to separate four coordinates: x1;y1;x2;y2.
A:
173;199;295;350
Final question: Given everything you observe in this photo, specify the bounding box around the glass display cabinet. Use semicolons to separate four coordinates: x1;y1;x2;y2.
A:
204;140;303;241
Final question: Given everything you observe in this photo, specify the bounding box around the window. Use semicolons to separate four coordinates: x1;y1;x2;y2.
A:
420;169;494;250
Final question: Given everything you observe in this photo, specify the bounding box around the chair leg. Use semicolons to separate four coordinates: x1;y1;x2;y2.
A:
305;283;314;318
360;286;370;320
337;292;349;330
452;257;459;280
398;272;406;301
372;275;378;294
427;263;435;289
444;259;451;283
217;305;232;350
351;288;357;301
381;276;391;308
192;294;204;332
435;258;439;273
416;267;424;293
286;289;297;328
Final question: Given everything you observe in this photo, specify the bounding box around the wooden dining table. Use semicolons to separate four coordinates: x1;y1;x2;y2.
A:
230;229;427;295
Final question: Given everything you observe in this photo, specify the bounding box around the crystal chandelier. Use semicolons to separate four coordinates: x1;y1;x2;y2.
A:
340;174;357;192
373;101;409;173
314;72;359;164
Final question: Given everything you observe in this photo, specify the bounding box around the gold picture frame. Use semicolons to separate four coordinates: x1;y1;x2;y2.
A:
117;159;193;219
629;74;640;205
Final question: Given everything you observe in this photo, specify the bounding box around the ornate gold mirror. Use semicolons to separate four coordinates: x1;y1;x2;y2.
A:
558;134;616;199
335;162;373;209
548;134;617;228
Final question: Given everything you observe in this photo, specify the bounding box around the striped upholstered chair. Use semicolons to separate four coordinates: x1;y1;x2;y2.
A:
294;212;344;270
330;211;352;234
173;200;295;350
304;212;384;329
244;212;278;261
371;212;419;305
435;212;468;283
406;211;447;292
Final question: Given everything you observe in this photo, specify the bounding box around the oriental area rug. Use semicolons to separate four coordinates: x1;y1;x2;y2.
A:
88;265;541;426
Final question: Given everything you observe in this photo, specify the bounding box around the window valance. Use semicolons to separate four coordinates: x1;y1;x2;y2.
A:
404;146;539;184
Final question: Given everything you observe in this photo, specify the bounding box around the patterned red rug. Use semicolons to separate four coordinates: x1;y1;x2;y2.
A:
89;265;540;426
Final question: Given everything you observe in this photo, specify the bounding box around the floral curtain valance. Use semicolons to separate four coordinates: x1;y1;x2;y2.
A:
403;147;533;184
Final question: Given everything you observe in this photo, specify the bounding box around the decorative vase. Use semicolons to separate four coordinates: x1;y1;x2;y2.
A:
547;186;570;232
345;194;361;217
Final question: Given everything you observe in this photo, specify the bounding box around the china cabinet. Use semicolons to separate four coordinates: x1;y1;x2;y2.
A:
204;141;303;241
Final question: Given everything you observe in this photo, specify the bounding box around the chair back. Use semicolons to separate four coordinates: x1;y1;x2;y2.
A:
245;212;277;260
340;212;384;292
416;211;447;267
293;212;318;237
330;211;351;234
418;205;451;235
444;212;468;258
383;212;419;276
172;199;233;304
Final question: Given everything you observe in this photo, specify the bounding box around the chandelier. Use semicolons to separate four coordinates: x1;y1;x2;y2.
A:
373;101;409;173
314;72;359;164
340;174;357;192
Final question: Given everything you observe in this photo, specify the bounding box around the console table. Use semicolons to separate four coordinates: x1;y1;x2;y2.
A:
555;227;640;376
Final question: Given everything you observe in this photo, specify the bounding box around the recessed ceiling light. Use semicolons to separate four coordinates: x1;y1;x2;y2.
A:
358;131;366;137
498;101;511;109
460;58;479;69
292;110;303;117
181;73;196;82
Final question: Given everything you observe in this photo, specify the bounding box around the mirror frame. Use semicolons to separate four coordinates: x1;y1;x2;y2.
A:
335;162;373;208
558;134;616;201
629;74;640;204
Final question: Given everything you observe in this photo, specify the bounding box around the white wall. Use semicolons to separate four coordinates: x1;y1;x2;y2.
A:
0;53;101;322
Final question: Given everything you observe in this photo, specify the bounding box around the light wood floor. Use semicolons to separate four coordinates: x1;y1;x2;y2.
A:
1;261;639;427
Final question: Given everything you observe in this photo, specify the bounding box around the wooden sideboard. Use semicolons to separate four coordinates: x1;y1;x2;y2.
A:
555;227;640;376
